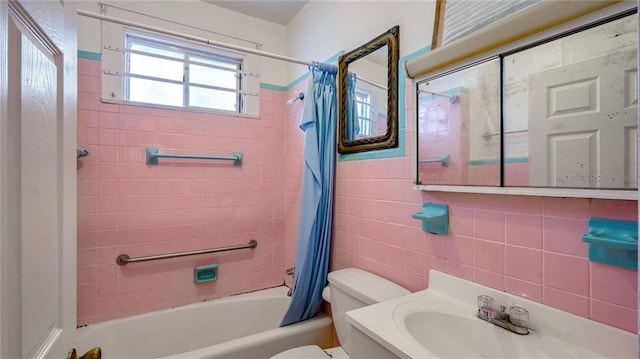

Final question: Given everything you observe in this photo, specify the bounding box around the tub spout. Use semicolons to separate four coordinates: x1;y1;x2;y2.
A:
285;267;294;296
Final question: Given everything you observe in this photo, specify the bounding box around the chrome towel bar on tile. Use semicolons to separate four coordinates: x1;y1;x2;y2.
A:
116;239;257;265
481;129;528;141
419;154;449;166
418;89;458;104
145;147;242;166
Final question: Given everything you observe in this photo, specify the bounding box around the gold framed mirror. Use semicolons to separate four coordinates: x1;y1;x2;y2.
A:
337;25;399;154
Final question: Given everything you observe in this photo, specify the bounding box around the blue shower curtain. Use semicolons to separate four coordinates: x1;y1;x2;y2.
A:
346;73;359;140
281;62;337;326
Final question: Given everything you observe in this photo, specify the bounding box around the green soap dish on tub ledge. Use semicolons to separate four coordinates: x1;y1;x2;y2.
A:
581;217;637;270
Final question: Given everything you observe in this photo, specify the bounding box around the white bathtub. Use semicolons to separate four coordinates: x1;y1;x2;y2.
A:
76;287;334;359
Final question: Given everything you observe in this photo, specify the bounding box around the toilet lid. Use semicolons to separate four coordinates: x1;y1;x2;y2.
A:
270;345;347;359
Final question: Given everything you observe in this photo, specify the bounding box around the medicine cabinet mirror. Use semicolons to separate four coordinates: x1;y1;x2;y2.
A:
338;25;399;154
416;58;501;186
416;11;638;191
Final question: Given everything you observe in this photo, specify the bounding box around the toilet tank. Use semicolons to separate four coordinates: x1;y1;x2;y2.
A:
327;268;409;354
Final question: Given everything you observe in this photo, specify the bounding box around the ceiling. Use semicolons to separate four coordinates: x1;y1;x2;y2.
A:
203;0;309;25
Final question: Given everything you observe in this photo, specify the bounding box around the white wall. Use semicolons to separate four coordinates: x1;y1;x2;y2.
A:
72;1;436;87
71;0;288;86
285;1;436;83
350;56;387;112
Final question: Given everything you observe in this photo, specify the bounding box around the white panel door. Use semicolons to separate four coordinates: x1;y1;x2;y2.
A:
529;48;638;188
1;1;77;358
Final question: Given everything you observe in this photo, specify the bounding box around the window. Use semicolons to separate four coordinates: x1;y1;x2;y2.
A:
355;90;373;137
125;34;242;112
101;26;260;117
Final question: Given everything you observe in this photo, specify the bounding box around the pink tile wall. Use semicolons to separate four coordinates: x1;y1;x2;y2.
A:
77;58;286;326
504;162;529;186
284;76;638;333
417;91;470;185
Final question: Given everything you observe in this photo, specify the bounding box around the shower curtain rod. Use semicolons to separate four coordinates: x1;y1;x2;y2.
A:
357;76;386;91
98;2;263;49
77;10;321;67
77;10;387;91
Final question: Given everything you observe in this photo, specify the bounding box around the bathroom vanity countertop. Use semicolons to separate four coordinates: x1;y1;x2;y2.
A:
345;270;637;359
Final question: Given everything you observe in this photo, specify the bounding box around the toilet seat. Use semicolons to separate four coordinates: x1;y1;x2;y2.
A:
270;345;348;359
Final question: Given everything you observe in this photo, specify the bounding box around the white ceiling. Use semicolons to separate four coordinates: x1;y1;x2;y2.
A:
203;0;309;25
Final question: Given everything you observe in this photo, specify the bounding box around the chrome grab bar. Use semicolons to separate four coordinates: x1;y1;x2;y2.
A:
418;89;458;104
146;147;242;166
482;129;528;141
419;154;449;166
116;239;257;266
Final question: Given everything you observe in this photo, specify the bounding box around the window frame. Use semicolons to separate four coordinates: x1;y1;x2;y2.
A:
100;25;261;118
355;89;373;137
124;34;244;113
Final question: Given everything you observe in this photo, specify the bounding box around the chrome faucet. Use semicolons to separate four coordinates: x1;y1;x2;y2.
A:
477;295;529;335
285;267;295;297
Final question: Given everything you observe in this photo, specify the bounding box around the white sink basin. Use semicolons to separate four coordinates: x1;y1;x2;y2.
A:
346;271;637;359
396;302;574;358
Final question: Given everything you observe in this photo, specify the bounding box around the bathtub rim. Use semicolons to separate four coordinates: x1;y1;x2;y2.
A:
158;312;333;359
76;285;334;359
77;285;290;338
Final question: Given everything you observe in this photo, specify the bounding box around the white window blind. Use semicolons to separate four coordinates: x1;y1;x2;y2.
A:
442;0;541;45
405;0;618;79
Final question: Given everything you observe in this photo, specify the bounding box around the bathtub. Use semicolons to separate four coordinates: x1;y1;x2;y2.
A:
76;287;334;359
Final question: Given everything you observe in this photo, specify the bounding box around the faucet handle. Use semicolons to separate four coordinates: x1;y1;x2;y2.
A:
508;306;529;328
477;295;497;319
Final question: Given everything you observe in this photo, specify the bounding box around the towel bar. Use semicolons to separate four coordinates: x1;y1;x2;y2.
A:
116;240;257;265
419;154;449;166
146;147;242;166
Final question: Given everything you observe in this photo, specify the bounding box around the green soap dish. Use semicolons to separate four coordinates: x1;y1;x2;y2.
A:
581;218;637;270
412;203;449;235
194;264;219;283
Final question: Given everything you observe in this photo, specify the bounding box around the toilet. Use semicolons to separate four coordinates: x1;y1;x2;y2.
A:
271;268;410;359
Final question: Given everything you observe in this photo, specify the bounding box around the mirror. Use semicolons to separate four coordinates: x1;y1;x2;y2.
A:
503;13;637;189
416;59;501;186
338;26;399;154
416;11;638;191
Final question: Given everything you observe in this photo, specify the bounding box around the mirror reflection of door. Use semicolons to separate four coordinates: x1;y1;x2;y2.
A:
528;49;637;188
503;13;638;189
